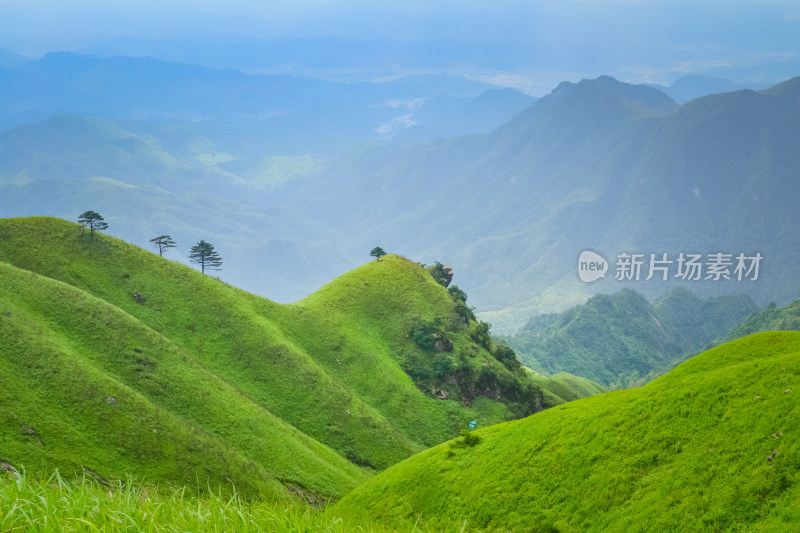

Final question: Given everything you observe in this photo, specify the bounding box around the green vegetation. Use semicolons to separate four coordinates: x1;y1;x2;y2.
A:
505;287;757;387
714;298;800;345
149;234;177;256
188;239;223;274
370;246;387;261
0;258;364;500
0;216;599;500
426;262;452;288
334;331;800;532
0;469;421;533
525;370;608;405
77;210;108;239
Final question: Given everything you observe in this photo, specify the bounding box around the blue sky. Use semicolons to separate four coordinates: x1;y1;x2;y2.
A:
1;0;798;89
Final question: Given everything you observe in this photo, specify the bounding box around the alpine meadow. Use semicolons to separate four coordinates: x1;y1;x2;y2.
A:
2;1;800;531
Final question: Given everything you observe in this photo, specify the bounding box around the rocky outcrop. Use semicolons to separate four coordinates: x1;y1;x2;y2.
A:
442;265;454;287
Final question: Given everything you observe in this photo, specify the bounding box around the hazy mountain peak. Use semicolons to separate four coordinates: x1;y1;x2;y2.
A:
545;75;676;117
583;75;677;114
502;74;676;141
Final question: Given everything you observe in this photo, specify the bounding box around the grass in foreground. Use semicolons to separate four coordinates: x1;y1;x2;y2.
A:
0;468;451;533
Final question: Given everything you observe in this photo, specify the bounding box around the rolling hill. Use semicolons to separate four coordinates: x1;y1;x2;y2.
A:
334;331;800;531
0;216;601;499
0;259;366;500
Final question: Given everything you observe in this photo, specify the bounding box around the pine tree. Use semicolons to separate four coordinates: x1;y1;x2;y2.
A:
189;240;223;274
77;211;109;239
150;235;177;256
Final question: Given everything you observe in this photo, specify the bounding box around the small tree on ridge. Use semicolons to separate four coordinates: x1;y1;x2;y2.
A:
150;235;177;256
370;246;387;261
189;240;223;274
77;210;108;239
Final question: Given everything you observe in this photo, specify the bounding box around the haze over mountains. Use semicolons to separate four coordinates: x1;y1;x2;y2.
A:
505;288;758;387
1;52;799;333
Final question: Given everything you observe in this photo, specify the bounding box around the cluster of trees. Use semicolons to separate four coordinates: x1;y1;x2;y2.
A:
77;211;223;275
404;271;526;410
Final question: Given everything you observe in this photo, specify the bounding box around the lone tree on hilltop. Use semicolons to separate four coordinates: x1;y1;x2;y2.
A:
150;235;177;256
189;240;223;274
370;246;387;261
78;210;108;239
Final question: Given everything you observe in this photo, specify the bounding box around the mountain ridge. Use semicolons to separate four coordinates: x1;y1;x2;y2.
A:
0;216;603;496
505;287;758;386
2;72;799;332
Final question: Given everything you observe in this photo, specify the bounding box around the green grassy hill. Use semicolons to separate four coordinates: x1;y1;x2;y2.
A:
0;216;594;499
0;260;364;500
525;369;608;404
334;331;800;531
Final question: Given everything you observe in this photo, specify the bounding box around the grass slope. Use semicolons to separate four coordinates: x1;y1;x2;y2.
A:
280;255;569;445
335;331;800;532
0;260;366;499
0;470;378;532
0;216;422;472
526;369;608;404
0;216;570;494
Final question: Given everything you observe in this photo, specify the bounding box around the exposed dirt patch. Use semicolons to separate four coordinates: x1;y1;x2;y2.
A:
82;466;111;487
285;484;330;510
0;461;17;476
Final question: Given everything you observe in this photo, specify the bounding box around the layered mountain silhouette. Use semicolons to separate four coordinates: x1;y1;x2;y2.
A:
1;56;798;331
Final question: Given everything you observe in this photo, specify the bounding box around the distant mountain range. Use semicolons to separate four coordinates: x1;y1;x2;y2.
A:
647;74;774;103
0;52;533;149
0;49;30;69
272;74;800;329
504;287;758;387
715;297;800;345
1;53;798;332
